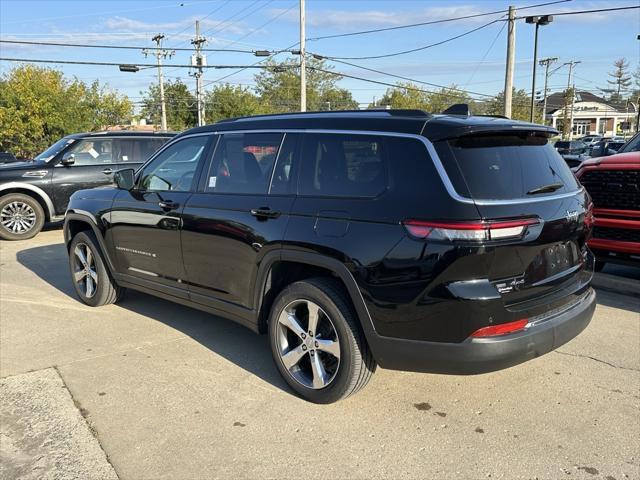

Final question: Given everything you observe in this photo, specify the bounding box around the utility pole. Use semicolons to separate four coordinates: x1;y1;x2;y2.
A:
299;0;306;112
562;60;581;139
539;57;558;125
143;34;174;131
503;5;516;118
191;21;207;127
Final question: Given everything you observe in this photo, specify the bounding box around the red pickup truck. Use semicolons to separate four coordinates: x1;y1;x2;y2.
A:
576;151;640;269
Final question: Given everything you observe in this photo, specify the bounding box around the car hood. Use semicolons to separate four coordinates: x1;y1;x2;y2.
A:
0;160;41;170
578;151;640;168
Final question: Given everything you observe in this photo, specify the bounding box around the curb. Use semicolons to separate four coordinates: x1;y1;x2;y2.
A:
592;272;640;297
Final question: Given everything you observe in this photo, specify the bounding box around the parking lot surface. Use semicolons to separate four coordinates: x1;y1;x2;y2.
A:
1;229;639;480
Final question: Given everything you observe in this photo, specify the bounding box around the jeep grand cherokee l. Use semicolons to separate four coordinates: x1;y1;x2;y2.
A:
63;109;596;403
0;131;173;240
576;151;640;268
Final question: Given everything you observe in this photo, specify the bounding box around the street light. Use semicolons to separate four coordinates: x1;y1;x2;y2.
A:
119;64;140;73
526;15;553;123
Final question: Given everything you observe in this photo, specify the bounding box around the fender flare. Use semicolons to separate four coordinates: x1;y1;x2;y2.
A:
254;249;378;339
64;212;117;274
0;182;56;220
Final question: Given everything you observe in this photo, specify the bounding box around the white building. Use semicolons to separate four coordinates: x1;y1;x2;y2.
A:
544;91;637;137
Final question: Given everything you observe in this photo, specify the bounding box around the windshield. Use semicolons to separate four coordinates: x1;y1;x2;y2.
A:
618;133;640;153
435;133;580;200
34;137;76;162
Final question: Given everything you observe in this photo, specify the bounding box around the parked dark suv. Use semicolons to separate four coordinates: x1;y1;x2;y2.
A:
0;131;173;240
63;109;596;403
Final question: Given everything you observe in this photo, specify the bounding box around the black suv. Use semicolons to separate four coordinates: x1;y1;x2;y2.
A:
0;131;173;240
63;109;596;403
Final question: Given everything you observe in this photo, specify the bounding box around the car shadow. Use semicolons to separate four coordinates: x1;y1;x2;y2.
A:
16;243;290;395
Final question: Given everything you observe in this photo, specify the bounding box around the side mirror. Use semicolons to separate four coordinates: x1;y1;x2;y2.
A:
61;153;75;166
114;168;135;190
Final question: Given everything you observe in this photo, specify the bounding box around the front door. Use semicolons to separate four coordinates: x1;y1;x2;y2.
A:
181;132;298;315
51;137;120;214
106;134;214;297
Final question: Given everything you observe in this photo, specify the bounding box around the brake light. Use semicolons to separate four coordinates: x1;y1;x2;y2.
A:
403;218;539;242
470;319;529;338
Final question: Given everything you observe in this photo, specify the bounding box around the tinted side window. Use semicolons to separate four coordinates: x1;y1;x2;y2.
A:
138;135;210;192
299;133;387;197
66;139;113;165
115;138;168;163
270;134;299;195
207;133;283;194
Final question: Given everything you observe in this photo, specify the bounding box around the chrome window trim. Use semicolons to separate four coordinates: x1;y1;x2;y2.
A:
205;128;584;205
268;133;287;195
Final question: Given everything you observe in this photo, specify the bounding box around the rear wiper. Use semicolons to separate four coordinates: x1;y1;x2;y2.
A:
526;182;564;195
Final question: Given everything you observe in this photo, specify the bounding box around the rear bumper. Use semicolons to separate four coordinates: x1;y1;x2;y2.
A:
368;288;596;374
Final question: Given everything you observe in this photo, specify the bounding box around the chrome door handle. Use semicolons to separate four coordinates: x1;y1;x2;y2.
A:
102;168;113;175
159;200;180;210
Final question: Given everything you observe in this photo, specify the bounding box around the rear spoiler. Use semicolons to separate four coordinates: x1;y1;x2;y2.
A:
422;118;559;142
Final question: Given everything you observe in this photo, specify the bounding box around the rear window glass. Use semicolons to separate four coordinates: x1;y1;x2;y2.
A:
435;133;580;200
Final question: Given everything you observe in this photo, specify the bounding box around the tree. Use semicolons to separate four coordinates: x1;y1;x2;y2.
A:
372;83;430;109
254;57;358;112
371;82;473;113
140;79;196;131
601;58;632;102
0;65;132;158
204;84;263;123
482;88;532;122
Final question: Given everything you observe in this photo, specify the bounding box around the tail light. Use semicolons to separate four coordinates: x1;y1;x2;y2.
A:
584;202;594;229
402;218;539;242
470;319;529;338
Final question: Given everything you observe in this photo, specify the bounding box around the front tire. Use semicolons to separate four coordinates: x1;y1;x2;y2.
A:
0;193;45;240
268;277;376;403
69;231;123;307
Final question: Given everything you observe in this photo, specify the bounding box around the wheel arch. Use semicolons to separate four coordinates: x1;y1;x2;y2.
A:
64;213;117;274
0;183;55;221
254;250;377;340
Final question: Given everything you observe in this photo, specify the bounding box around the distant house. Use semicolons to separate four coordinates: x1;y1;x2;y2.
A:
544;91;637;137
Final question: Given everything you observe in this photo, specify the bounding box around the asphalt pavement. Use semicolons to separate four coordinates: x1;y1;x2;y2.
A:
1;229;639;480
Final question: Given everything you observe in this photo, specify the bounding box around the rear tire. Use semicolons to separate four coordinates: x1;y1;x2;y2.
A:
69;231;124;307
0;193;45;240
268;277;376;403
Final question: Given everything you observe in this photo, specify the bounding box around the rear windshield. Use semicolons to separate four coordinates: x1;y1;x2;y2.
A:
435;133;580;200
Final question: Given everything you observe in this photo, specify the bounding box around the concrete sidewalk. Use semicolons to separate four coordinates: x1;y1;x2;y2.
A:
0;368;118;480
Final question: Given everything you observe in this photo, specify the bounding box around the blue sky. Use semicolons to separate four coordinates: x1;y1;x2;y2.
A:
1;0;639;110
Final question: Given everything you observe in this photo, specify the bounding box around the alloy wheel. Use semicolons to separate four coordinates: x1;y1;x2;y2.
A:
73;243;98;298
0;201;36;234
276;299;341;389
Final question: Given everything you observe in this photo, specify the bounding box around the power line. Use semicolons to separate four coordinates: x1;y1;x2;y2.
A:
514;4;639;19
0;39;261;54
0;57;297;70
306;0;571;41
463;21;507;89
316;18;503;61
219;1;297;51
165;0;234;45
311;56;495;98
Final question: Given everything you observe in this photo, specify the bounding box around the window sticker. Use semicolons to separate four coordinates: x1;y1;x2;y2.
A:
209;176;217;188
88;148;99;159
122;155;128;161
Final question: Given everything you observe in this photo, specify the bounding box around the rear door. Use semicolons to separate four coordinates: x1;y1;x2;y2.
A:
434;131;592;309
181;131;296;314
